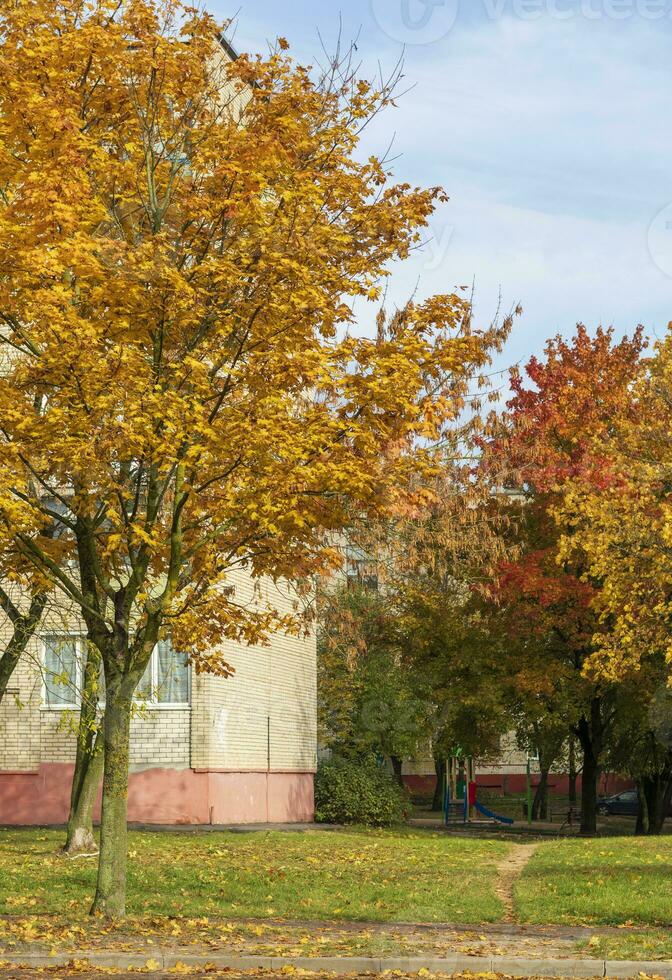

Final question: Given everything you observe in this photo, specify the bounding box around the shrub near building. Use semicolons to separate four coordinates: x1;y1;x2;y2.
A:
315;756;409;826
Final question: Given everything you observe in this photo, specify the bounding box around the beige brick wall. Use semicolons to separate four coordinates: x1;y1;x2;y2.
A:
1;570;317;777
35;706;191;771
0;604;43;771
129;709;191;770
190;569;317;773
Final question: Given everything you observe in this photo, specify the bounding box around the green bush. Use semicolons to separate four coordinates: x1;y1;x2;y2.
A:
314;755;409;826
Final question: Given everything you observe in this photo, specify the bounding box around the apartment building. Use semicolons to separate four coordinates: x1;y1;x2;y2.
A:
0;568;317;825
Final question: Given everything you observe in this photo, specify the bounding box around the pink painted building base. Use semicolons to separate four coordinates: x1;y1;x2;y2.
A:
0;764;314;826
402;772;635;798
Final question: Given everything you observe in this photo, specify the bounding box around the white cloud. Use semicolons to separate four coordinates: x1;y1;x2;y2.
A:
215;2;672;364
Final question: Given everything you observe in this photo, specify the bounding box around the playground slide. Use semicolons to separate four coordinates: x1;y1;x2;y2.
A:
474;800;514;825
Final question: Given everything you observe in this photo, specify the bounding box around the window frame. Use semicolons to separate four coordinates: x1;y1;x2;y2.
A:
40;631;86;710
41;635;190;711
134;641;191;710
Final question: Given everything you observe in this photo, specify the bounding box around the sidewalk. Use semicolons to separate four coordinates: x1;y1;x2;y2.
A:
2;947;671;977
2;920;672;978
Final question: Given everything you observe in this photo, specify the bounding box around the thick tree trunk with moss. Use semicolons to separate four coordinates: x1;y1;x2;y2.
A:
90;674;136;917
65;730;103;854
78;500;167;916
65;641;104;854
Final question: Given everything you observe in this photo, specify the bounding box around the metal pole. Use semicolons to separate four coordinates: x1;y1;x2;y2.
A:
526;757;532;827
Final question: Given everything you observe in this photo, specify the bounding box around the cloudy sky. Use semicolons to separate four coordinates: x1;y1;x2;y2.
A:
210;0;672;371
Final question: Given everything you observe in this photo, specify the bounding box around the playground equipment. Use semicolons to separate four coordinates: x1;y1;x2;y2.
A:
443;755;474;824
443;754;514;826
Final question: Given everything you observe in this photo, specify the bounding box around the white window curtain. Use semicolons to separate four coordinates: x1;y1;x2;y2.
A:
123;640;190;705
155;639;189;704
44;635;78;706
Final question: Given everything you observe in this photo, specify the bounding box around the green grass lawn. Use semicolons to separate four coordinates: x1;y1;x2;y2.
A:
577;930;672;961
516;836;672;927
5;826;672;963
0;827;508;926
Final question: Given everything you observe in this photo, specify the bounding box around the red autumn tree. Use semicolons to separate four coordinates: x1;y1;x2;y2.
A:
485;325;646;833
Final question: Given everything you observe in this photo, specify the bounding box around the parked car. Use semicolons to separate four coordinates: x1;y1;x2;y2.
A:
597;790;639;816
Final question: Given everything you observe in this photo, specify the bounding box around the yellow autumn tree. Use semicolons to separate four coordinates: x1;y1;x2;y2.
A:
0;0;506;916
555;335;672;829
558;333;672;681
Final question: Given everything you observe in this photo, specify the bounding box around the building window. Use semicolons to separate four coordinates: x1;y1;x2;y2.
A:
137;639;189;706
345;544;379;591
42;635;189;709
43;634;81;707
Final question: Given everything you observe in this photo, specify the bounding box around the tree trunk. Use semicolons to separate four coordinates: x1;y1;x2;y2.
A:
635;780;649;835
662;774;672;833
65;642;104;854
636;763;672;836
390;755;404;788
568;737;577;805
0;592;47;706
648;751;672;835
64;730;103;854
580;748;599;835
576;698;604;836
432;757;446;811
90;677;134;917
532;768;549;821
0;647;20;705
664;768;672;821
